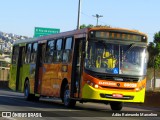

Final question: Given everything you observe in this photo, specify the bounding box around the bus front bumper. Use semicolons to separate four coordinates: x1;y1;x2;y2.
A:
82;84;145;103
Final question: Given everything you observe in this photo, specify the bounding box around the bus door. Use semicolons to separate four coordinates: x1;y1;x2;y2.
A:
16;46;25;91
34;43;45;94
71;38;85;98
10;46;18;91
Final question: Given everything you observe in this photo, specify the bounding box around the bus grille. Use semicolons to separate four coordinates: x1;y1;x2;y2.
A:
93;74;139;82
100;86;135;90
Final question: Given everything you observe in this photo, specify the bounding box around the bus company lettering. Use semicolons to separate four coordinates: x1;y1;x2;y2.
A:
99;81;116;86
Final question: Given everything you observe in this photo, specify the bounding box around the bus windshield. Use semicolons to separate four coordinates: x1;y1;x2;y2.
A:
85;40;148;76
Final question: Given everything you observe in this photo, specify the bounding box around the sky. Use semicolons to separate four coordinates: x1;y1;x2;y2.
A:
0;0;160;43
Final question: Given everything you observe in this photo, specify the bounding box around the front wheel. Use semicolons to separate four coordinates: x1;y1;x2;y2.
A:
63;85;76;108
110;102;123;111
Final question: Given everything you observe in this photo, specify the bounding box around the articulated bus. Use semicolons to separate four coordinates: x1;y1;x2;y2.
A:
9;27;148;110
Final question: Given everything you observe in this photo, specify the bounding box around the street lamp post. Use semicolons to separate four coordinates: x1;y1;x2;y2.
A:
77;0;81;29
93;14;103;26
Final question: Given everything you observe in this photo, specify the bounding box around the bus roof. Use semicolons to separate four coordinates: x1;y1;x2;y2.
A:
88;27;147;36
13;27;147;46
13;28;88;46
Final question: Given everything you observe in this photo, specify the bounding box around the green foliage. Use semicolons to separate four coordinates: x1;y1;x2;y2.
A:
80;24;110;29
154;31;160;43
148;31;160;68
155;55;160;68
148;42;155;67
80;24;94;29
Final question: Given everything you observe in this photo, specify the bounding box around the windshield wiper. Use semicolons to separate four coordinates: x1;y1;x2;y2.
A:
123;43;135;56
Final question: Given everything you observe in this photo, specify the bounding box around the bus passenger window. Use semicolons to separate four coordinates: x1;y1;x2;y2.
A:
30;43;38;63
65;37;72;49
25;44;31;64
45;40;55;63
12;46;19;64
41;44;46;63
63;37;72;63
22;47;26;64
55;39;62;62
63;50;69;62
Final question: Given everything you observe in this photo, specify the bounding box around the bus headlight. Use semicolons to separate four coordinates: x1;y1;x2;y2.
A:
135;88;140;91
94;84;99;88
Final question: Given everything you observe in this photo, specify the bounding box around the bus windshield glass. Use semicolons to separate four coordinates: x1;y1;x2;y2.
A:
85;40;148;76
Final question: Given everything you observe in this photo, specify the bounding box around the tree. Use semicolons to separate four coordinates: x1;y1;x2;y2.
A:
80;24;110;29
154;42;160;68
87;24;94;28
147;31;160;90
154;31;160;43
148;31;160;68
153;31;160;69
148;42;155;68
80;24;94;29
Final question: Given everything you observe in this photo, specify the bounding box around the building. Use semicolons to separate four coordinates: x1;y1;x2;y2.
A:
0;39;4;50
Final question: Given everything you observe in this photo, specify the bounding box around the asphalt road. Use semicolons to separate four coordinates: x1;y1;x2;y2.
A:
0;89;159;120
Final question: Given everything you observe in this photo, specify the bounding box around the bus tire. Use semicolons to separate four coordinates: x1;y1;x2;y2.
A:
63;84;76;108
110;102;123;111
24;81;33;101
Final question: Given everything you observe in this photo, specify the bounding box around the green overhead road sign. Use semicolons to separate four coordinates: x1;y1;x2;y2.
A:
34;27;60;37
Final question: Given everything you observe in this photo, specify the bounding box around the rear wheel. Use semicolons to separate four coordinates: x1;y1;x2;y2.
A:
63;85;76;108
110;102;123;111
24;81;33;101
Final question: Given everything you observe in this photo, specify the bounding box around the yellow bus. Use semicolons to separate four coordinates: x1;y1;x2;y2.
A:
9;27;148;110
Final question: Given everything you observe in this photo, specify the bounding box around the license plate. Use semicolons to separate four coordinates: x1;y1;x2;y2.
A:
112;94;123;98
